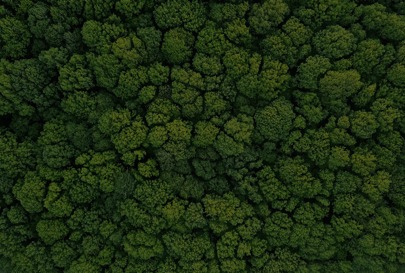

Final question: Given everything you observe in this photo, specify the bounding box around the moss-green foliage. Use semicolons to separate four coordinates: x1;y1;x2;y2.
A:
0;1;404;273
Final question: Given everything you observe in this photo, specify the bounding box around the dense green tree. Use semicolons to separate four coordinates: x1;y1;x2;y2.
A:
278;157;322;198
162;28;194;64
350;111;379;139
115;0;146;19
13;172;45;213
294;93;326;128
1;1;404;272
296;0;358;28
387;63;405;87
352;39;395;79
255;98;295;142
154;0;206;32
195;21;231;56
36;219;69;245
59;54;95;92
319;69;363;115
114;67;148;99
81;19;125;54
249;0;290;35
111;35;145;67
297;55;332;90
89;53;123;91
361;3;405;41
313;25;357;59
0;17;31;59
351;148;377;176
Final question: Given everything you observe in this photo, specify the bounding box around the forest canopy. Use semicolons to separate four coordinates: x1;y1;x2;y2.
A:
0;0;404;272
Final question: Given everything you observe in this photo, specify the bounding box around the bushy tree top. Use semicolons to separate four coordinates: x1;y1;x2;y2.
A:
0;1;404;272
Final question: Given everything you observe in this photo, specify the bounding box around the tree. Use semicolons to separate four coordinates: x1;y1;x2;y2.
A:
137;27;163;63
224;18;252;46
2;0;405;271
27;2;50;41
362;171;391;202
145;98;181;126
387;64;405;87
44;183;73;217
297;55;331;90
111;35;145;67
371;98;400;132
351;148;377;176
295;0;358;28
350;111;379;139
203;193;253;234
148;62;170;85
313;25;357;59
328;146;350;170
224;115;254;144
84;0;115;20
37;121;76;169
166;119;192;143
249;0;290;35
361;3;405;42
192;121;219;148
13;172;46;213
278;157;322;199
154;0;206;32
115;0;146;19
81;20;125;54
319;70;363;115
4;59;51;111
0;17;31;59
59;54;95;92
111;120;148;163
114;67;148;99
51;241;77;268
255;98;295;142
214;132;245;158
162;28;194;64
193;53;223;77
195;21;231;56
162;231;211;263
282;16;313;47
171;81;203;119
89;54;123;91
36;219;69;245
352;39;395;79
67;261;100;273
261;32;299;67
124;231;164;260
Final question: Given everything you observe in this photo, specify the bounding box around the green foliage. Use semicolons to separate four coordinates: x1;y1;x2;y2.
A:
352;39;394;79
255;98;295;142
115;67;148;99
89;54;123;91
278;157;322;199
319;69;363;115
387;64;405;87
154;0;206;32
350;111;379;139
1;1;404;272
297;55;331;90
313;25;357;59
59;54;95;92
162;28;195;64
13;172;46;213
36;219;69;245
115;0;146;19
249;0;290;35
111;120;148;156
0;17;31;59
